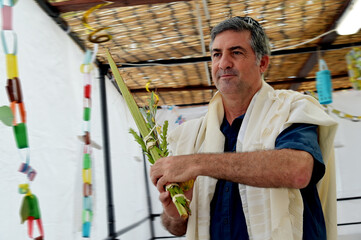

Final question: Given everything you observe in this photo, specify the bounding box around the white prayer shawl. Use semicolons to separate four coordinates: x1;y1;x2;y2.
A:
168;82;338;240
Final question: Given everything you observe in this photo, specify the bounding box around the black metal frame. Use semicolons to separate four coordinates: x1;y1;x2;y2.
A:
337;196;361;227
99;64;118;239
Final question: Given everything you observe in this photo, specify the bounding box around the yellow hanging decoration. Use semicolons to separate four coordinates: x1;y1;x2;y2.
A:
327;107;361;122
82;2;113;43
145;80;159;105
346;48;361;90
6;54;18;79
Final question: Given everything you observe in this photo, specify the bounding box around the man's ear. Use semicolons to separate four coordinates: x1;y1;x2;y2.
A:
259;55;269;74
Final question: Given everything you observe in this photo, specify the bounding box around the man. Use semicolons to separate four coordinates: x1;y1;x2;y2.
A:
150;16;337;240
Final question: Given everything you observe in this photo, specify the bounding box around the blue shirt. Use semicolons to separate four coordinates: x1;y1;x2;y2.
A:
210;115;326;240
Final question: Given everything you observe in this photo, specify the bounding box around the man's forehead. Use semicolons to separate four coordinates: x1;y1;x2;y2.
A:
211;30;251;50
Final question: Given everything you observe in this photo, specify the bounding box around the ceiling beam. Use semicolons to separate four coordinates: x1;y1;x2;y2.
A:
296;0;352;79
115;40;361;69
51;0;192;13
129;73;348;93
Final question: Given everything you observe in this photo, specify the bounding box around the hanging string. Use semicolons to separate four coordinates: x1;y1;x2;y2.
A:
272;29;336;52
1;1;44;239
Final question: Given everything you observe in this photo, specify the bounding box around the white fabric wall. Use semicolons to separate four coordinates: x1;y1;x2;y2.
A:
0;1;150;239
332;90;361;240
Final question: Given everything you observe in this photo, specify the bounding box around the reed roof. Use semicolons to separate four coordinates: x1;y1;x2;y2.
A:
47;0;361;106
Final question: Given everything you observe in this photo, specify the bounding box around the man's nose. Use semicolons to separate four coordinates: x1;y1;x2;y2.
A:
219;54;233;70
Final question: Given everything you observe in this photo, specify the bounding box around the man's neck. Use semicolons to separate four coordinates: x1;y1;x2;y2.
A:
221;84;262;125
222;94;252;125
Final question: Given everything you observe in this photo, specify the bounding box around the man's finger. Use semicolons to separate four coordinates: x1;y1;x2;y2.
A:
157;177;167;192
150;166;160;186
159;191;170;204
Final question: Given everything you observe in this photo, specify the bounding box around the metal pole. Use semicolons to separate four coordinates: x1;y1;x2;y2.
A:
99;64;117;239
142;152;156;239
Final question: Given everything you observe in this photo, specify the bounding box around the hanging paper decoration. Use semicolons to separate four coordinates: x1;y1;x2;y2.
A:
145;80;160;104
0;105;13;126
346;48;361;90
19;184;44;239
82;2;113;43
0;1;14;128
316;59;333;104
80;46;98;238
1;1;44;239
79;3;112;236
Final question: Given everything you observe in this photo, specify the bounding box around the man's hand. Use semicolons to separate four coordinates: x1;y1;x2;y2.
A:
150;155;195;235
150;155;198;193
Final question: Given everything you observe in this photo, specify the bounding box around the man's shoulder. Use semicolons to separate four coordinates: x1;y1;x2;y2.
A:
271;89;320;107
273;88;306;98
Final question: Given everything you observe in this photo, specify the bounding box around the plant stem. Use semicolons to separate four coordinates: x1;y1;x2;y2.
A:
106;49;160;161
106;49;191;218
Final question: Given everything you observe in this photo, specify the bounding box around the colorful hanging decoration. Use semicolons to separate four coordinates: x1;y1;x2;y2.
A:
82;2;113;43
80;47;97;238
79;3;112;236
19;184;44;240
316;59;333;105
145;80;160;104
346;48;361;90
0;105;13;126
1;1;44;239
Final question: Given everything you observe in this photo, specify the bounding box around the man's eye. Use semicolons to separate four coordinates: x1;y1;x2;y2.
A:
233;51;242;55
213;53;220;58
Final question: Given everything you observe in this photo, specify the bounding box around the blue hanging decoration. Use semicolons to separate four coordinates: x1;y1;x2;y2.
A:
316;59;333;105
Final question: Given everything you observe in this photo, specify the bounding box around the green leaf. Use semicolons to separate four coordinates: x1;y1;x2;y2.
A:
146;152;154;164
129;128;146;152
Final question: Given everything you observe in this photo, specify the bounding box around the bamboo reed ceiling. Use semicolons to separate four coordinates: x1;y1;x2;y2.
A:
47;0;361;106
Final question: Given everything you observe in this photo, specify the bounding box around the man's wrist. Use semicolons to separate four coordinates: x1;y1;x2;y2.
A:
161;211;187;236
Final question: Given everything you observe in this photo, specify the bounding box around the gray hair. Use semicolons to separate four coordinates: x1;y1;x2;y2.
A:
210;17;271;63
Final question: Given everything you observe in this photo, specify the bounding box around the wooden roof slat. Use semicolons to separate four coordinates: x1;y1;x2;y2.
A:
51;0;192;12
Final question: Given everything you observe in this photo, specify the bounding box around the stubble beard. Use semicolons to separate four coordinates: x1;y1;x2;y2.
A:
215;72;246;95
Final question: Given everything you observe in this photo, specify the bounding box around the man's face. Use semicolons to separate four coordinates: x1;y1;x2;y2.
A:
211;30;268;97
